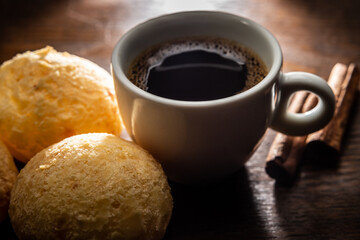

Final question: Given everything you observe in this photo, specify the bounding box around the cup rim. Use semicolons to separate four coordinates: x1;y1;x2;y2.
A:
111;11;283;107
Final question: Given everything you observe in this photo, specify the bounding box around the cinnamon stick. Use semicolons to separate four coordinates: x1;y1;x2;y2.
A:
265;63;359;183
265;91;309;166
265;92;318;183
304;63;359;166
265;133;295;183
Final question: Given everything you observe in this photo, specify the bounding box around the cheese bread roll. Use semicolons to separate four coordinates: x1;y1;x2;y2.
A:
0;47;122;162
0;140;18;222
9;133;173;240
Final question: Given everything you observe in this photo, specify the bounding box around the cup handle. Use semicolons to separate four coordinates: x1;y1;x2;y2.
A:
270;72;335;136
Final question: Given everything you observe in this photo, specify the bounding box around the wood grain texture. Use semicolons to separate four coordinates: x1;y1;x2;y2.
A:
1;0;359;239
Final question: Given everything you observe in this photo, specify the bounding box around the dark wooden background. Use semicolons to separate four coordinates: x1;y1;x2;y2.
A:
1;0;360;239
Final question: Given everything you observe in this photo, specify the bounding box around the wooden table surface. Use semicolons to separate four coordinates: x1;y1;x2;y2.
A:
1;0;360;239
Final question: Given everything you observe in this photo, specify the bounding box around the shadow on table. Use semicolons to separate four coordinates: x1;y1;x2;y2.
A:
164;167;269;240
0;218;17;240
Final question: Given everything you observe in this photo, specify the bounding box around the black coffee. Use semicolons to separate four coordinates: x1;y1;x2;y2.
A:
127;37;267;101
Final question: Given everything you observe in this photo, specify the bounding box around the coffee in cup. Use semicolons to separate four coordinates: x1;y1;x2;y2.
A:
127;37;267;101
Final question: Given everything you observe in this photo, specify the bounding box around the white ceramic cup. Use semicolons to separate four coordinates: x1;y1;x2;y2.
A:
112;11;335;183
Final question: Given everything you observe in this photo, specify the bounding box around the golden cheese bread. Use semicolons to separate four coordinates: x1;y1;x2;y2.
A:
0;140;18;222
9;133;173;240
0;46;122;163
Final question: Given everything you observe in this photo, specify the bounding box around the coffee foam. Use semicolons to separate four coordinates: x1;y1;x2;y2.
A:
127;37;267;93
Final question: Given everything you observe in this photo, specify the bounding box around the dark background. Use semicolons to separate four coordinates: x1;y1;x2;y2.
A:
1;0;360;239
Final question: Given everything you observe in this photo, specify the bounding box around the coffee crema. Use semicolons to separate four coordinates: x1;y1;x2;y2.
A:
127;37;268;101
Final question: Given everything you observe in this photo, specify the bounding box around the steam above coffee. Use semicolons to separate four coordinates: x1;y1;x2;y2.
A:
127;37;267;101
